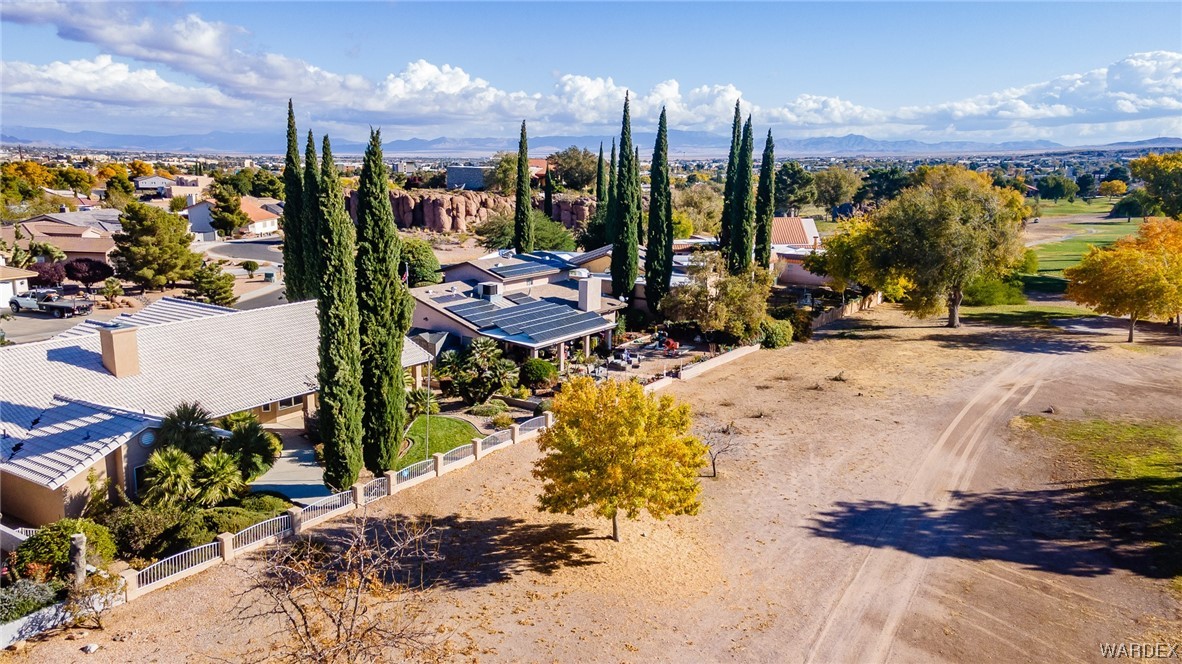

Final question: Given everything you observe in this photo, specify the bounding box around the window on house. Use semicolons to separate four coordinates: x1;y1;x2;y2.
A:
278;396;301;409
261;403;271;412
132;465;147;496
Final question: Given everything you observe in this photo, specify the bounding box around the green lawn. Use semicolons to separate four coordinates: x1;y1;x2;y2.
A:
1025;218;1145;293
396;415;480;470
1026;197;1114;217
960;303;1095;329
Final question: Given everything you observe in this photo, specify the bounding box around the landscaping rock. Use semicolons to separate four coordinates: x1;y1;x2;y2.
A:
5;640;26;652
82;643;100;654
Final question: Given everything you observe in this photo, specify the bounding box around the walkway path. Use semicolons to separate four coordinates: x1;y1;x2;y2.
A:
249;415;330;505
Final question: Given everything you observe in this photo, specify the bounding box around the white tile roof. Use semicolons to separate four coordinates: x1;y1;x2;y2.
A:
54;297;236;339
1;301;431;489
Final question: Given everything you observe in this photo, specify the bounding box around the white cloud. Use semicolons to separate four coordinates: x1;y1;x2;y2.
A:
1;2;1179;143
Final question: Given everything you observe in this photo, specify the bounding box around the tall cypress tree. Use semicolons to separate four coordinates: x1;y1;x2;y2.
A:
605;139;618;242
634;147;644;247
610;94;639;302
595;142;607;206
754;130;776;268
281;100;305;301
719;100;742;259
513;121;533;254
543;168;554;218
316;136;364;491
302;130;322;299
728;117;756;275
645;108;673;316
355;129;407;474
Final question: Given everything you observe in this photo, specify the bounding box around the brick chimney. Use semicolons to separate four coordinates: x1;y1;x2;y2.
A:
578;276;602;312
98;324;140;378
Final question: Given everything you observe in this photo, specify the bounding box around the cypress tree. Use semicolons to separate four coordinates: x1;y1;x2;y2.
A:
719;100;742;259
281;100;305;301
605;139;618;242
513;120;533;254
595;142;607;206
316;136;364;491
610;94;639;301
302;131;322;298
355;129;407;474
645;108;673;316
543;168;554;218
634;147;644;247
728;117;756;275
754;129;776;268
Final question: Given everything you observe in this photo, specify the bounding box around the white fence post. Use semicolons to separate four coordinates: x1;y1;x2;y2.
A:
384;470;397;496
472;437;483;460
286;505;304;535
216;533;235;561
544;412;555;429
119;568;140;601
510;424;520;445
433;453;444;476
351;482;366;507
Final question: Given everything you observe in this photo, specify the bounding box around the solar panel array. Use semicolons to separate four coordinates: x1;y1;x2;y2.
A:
487;253;571;279
445;296;610;346
431;293;467;304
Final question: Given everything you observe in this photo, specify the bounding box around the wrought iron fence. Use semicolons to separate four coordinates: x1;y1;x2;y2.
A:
232;514;293;550
137;541;221;590
519;416;546;432
397;459;435;484
441;444;473;466
300;490;354;522
363;476;388;503
480;429;512;451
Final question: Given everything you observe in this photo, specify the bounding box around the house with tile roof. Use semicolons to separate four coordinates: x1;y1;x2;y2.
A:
185;195;281;240
768;216;827;287
0;255;37;312
0;219;117;264
0;300;432;526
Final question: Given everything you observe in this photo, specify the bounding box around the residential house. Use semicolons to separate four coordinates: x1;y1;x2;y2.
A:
412;251;625;368
166;175;214;200
0;219;117;264
39;189;102;210
19;209;123;234
768;216;827;287
446;165;493;190
186;195;281;240
0;299;432;526
133;175;175;196
0;255;36;310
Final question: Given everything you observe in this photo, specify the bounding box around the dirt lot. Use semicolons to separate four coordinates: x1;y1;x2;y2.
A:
12;305;1182;663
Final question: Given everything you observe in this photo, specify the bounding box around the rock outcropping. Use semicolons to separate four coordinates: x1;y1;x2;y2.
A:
345;189;597;233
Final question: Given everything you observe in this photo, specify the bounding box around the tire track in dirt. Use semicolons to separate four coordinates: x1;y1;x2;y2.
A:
805;356;1052;663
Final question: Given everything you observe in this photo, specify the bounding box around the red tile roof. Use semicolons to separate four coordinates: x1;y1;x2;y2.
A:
770;217;821;247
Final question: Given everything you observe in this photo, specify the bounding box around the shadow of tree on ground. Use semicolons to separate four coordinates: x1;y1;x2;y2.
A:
808;473;1182;579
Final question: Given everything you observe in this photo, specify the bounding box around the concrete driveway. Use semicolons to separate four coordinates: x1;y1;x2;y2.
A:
250;413;332;505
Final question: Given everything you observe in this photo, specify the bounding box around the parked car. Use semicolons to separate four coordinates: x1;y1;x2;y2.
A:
8;289;94;318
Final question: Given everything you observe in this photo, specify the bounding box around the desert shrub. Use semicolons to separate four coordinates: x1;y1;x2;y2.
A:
14;519;116;580
490;413;515;430
240;260;260;277
101;503;185;561
1018;249;1039;275
533;399;554;417
497;384;531;399
0;579;62;622
519;358;558;391
962;277;1026;306
768;305;814;341
237;493;294;516
201;507;267;535
760;317;794;349
469;399;508;417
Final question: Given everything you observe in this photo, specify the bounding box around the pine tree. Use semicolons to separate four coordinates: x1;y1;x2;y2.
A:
355;129;408;474
646;108;674;316
281;100;305;301
595;142;608;206
610;94;640;302
184;262;238;306
513;121;533;254
728;117;756;275
719;100;742;260
543;168;555;218
112;203;202;290
302;130;323;299
754;129;776;268
316;136;365;491
605;139;618;242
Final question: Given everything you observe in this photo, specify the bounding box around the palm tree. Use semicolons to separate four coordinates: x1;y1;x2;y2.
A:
223;420;282;481
466;338;500;368
406;388;438;420
142;447;196;507
217;410;258;432
158;402;218;458
194;450;245;506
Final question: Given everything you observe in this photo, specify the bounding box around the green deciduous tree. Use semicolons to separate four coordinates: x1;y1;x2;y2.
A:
1130;152;1182;218
1075;173;1096;199
645;108;674;315
401;236;442;286
727;117;756;275
1035;174;1078;202
774;160;815;215
316;136;365;491
754;129;775;268
533;376;707;542
514;121;533;254
184;261;239;306
610;94;640;302
486;151;517;194
814;166;862;220
659;252;772;343
476;211;575;251
549;145;597;191
113;203;201;289
282;100;307;301
106;173;134;197
355;129;414;473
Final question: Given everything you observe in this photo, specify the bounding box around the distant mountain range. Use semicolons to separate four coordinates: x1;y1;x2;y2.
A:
2;125;1180;158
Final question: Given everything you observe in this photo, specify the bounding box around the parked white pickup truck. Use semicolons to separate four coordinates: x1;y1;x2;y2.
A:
8;288;94;318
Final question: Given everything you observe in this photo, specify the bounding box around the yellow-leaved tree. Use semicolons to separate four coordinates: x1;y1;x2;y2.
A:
533;377;707;542
1065;219;1182;341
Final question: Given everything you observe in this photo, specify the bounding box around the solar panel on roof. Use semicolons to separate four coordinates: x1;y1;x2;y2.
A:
505;293;536;304
432;294;467;304
488;262;553;278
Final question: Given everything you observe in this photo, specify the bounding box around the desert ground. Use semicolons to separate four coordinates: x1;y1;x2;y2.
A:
11;301;1182;663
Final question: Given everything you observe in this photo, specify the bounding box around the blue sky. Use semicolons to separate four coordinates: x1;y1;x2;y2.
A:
2;1;1180;144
